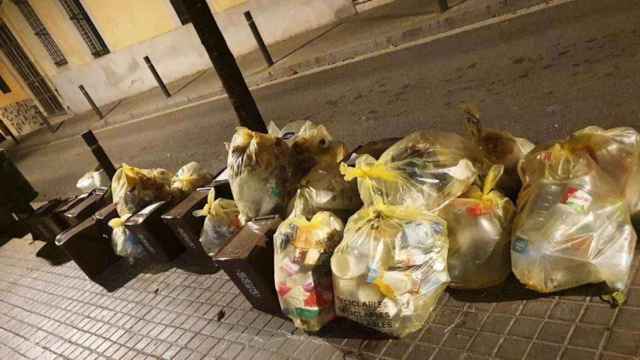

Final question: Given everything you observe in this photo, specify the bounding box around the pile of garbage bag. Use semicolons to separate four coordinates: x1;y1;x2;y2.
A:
194;189;241;256
274;211;344;332
512;141;637;293
171;162;213;200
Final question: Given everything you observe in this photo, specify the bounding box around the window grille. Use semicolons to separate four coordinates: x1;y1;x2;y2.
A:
58;0;109;57
12;0;68;66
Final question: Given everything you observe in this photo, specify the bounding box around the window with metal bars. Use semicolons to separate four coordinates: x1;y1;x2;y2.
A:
0;75;11;94
58;0;109;57
11;0;68;66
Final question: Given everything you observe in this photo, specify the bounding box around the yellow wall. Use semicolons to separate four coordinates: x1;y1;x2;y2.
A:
0;59;30;108
82;0;177;51
211;0;248;12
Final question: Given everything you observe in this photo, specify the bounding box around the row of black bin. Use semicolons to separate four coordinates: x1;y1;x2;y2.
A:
25;138;397;319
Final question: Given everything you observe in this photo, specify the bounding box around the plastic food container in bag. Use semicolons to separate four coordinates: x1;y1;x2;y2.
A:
512;143;637;293
331;204;449;337
228;127;291;223
439;165;515;289
569;126;640;216
193;189;241;257
274;211;344;331
340;131;479;210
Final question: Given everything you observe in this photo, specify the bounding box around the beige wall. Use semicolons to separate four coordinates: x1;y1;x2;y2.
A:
82;0;177;52
211;0;248;12
0;58;30;108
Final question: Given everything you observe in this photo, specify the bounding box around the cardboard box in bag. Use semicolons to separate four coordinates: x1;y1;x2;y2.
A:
213;215;284;317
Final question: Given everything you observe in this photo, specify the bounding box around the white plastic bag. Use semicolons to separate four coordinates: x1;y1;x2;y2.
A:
76;170;110;193
109;216;145;259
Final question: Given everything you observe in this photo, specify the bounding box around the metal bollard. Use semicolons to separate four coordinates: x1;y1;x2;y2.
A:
438;0;449;12
244;11;274;67
37;110;55;133
78;85;104;119
81;130;116;179
144;56;171;98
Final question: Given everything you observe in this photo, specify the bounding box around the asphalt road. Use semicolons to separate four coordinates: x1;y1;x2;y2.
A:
9;0;640;201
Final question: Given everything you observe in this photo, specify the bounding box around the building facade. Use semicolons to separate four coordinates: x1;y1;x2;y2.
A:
0;0;355;139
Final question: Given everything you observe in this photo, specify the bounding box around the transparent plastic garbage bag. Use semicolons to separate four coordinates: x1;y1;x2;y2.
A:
331;204;449;337
171;162;213;200
464;107;534;198
440;165;515;289
274;211;344;331
228;127;291;223
340;131;479;210
76;169;110;193
109;215;146;259
512;143;637;293
289;162;362;220
111;164;174;217
193;189;241;256
569;126;640;215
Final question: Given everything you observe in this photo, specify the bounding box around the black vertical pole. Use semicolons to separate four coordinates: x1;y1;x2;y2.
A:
81;130;117;179
244;11;274;67
438;0;449;12
79;85;104;119
144;56;171;98
175;0;267;133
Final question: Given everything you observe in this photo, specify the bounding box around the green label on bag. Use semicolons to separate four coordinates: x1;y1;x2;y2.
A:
295;308;320;320
512;237;528;254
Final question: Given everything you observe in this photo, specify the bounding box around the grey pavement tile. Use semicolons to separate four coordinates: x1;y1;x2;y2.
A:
561;347;597;360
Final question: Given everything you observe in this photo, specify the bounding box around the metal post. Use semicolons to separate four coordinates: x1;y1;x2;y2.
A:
36;110;56;133
81;130;117;179
78;85;104;119
438;0;449;12
144;56;171;98
174;0;267;133
244;11;274;67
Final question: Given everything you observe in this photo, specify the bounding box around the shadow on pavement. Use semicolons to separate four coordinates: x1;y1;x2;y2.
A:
35;241;72;266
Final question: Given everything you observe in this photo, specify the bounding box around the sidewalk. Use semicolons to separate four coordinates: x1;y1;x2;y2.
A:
11;0;553;151
0;231;638;360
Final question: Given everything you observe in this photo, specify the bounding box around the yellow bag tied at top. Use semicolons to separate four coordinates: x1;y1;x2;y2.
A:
340;131;480;210
330;203;449;337
512;143;637;293
111;164;174;217
193;189;241;256
440;165;515;289
228;127;291;223
170;162;213;200
274;212;344;332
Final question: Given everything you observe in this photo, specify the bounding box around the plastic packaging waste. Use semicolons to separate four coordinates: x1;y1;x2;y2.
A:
109;215;145;259
512;143;637;293
440;165;515;289
289;162;362;220
331;204;449;337
193;189;241;256
463;105;534;198
340;131;479;210
228;127;291;223
274;211;344;331
111;164;174;217
569;126;640;215
171;162;213;200
76;169;110;193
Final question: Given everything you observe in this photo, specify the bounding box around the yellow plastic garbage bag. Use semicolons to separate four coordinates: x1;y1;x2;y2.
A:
111;164;174;217
109;215;145;259
512;143;637;293
274;212;344;332
270;120;348;180
193;189;241;256
440;165;515;289
569;126;640;215
227;127;291;223
171;162;213;200
464;105;534;198
289;162;362;220
331;204;449;337
340;131;479;210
